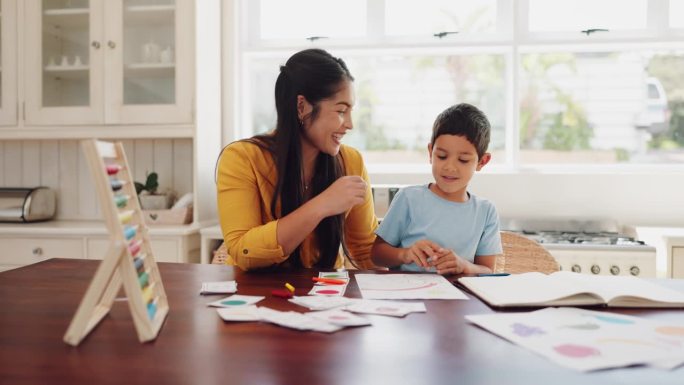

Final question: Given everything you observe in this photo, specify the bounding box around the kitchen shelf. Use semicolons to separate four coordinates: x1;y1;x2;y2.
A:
124;5;175;25
44;65;89;80
43;8;90;29
125;63;175;78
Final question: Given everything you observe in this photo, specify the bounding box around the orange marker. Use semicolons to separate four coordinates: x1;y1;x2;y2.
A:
312;277;346;285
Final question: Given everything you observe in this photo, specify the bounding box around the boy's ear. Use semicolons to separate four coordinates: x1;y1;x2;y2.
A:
296;95;312;120
427;142;433;164
476;153;491;171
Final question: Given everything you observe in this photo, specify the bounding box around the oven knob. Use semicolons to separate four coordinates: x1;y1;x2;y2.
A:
609;265;620;275
590;265;601;274
630;266;640;276
571;264;581;273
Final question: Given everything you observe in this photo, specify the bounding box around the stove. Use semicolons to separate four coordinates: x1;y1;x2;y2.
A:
501;219;657;278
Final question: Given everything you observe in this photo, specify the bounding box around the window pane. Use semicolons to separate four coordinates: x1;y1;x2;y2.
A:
671;0;684;28
385;0;497;37
259;0;366;40
244;52;506;166
519;50;684;164
529;0;647;32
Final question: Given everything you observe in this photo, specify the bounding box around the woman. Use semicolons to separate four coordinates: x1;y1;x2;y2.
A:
216;49;378;271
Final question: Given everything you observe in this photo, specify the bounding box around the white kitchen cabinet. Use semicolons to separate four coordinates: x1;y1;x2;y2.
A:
0;237;83;271
666;237;684;279
24;0;193;126
0;0;17;126
0;220;201;272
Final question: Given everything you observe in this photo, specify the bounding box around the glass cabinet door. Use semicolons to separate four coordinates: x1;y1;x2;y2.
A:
106;0;192;124
25;0;105;125
0;0;17;126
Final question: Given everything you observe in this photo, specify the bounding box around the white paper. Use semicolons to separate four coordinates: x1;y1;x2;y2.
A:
217;305;260;321
466;307;684;372
355;274;468;300
200;281;237;295
307;309;372;327
207;294;264;308
256;307;342;333
345;299;426;317
289;295;357;310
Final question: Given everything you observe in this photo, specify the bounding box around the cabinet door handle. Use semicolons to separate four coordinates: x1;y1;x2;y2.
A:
32;247;44;256
91;41;101;49
107;41;116;49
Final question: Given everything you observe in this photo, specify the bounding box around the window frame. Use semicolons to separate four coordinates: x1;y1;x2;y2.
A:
235;0;684;172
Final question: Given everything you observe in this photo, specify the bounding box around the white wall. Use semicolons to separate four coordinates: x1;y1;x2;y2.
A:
0;139;193;220
370;171;684;227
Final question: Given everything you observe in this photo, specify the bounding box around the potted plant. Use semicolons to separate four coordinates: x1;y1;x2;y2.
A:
134;172;170;210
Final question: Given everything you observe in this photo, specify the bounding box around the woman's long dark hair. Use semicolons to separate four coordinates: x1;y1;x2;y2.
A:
249;49;354;268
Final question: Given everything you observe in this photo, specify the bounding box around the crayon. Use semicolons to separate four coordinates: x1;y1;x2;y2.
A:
312;277;346;285
285;282;295;293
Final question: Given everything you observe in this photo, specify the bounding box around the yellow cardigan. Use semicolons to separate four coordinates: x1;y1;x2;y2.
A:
216;140;378;271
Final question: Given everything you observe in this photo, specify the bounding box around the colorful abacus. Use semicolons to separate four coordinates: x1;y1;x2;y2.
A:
64;139;169;346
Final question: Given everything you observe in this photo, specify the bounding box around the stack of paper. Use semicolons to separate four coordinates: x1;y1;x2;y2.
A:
466;307;684;371
308;271;350;296
200;281;237;295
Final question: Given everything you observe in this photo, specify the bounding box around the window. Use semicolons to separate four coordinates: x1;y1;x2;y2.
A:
384;0;498;37
528;0;648;33
258;0;367;40
238;0;684;168
671;0;684;29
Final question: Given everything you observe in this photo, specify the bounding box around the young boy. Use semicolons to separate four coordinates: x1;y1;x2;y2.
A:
371;103;501;275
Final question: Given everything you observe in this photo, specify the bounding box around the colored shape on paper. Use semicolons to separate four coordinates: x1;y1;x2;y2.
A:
563;322;600;330
316;289;340;295
363;282;438;291
593;315;634;324
553;344;601;358
221;300;248;306
655;326;684;336
511;322;545;337
329;315;349;320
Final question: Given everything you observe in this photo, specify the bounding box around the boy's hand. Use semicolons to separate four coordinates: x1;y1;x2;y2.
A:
428;248;468;275
399;240;442;268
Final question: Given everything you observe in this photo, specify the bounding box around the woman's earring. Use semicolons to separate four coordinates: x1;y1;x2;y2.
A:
298;118;304;127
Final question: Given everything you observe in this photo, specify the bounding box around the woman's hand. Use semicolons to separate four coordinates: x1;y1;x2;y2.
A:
314;176;368;216
398;239;443;268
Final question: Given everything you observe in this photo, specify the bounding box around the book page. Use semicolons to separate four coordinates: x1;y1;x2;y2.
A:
459;272;605;307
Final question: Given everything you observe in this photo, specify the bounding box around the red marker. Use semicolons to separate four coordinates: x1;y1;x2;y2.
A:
312;277;346;285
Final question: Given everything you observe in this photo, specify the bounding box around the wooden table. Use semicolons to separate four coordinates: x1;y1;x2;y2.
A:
1;259;683;385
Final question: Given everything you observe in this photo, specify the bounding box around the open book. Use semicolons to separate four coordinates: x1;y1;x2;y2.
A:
458;271;684;308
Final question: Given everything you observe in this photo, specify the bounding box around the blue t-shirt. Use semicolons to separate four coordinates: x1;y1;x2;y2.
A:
376;184;502;272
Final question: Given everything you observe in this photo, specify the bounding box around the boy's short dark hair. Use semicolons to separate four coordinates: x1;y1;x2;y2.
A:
430;103;491;159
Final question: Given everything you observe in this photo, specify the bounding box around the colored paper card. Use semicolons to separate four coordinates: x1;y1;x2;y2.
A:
217;305;260;322
307;309;371;327
308;285;348;297
207;294;264;308
355;274;468;300
319;271;349;279
288;295;357;311
345;299;427;317
307;272;350;296
466;307;684;372
200;281;237;295
256;307;342;333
